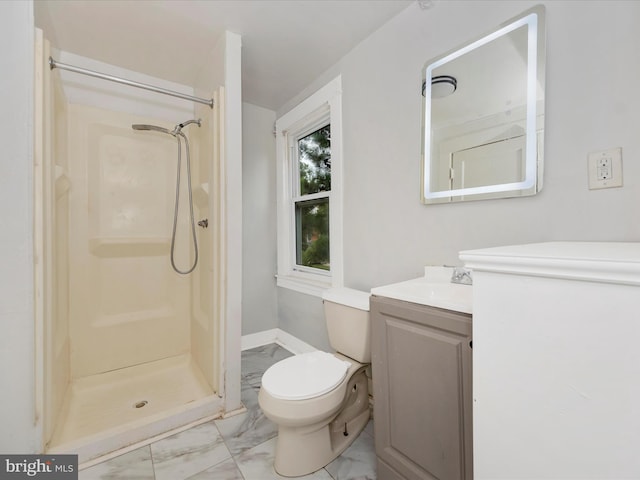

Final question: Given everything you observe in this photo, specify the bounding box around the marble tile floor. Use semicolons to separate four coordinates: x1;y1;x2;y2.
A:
80;344;377;480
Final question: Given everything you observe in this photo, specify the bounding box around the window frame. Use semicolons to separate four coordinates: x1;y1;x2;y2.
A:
276;76;343;297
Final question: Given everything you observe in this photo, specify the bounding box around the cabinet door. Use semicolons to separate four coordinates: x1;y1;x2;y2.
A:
371;296;472;480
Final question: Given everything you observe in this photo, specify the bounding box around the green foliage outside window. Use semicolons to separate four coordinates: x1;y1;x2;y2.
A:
299;125;331;195
296;125;331;270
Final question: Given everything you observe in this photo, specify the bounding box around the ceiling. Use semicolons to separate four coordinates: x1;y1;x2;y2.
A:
35;0;413;112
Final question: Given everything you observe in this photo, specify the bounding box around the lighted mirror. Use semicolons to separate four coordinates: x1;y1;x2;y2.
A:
421;5;545;204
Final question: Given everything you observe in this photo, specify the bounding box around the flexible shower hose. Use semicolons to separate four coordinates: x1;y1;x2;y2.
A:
170;132;198;274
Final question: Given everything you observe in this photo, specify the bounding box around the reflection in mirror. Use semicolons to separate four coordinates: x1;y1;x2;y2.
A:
422;5;545;204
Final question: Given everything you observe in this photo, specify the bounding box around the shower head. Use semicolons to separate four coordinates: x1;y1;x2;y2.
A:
132;124;172;135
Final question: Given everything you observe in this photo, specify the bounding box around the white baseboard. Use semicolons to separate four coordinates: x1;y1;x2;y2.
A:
241;328;317;355
241;329;279;350
274;329;318;355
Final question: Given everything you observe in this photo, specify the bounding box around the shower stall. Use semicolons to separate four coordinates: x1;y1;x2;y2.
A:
33;29;242;463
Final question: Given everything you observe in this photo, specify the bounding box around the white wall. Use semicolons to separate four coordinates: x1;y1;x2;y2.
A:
278;288;331;352
238;102;329;347
274;0;640;348
0;1;39;453
221;30;244;411
242;102;278;335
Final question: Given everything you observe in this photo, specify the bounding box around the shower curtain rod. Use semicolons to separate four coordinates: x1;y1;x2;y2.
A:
49;57;214;109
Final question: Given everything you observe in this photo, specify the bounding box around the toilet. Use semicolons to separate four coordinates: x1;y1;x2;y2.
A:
258;287;371;477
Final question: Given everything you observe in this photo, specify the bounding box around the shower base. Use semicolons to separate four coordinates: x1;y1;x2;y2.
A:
48;353;223;463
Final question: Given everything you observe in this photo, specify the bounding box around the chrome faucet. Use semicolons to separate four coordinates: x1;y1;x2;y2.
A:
451;267;473;285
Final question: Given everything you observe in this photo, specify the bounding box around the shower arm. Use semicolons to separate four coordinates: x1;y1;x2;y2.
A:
173;119;202;135
49;57;214;109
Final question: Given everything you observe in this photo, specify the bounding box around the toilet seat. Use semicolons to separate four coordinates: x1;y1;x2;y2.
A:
261;351;351;401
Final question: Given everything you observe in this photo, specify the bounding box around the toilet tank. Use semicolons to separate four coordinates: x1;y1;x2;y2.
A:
322;288;371;363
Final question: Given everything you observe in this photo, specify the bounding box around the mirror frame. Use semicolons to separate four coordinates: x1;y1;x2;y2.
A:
421;5;546;203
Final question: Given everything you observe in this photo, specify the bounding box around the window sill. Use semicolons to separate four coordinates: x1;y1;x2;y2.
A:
276;274;331;298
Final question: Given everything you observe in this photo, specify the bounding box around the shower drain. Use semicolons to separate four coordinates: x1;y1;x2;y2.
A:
134;400;148;409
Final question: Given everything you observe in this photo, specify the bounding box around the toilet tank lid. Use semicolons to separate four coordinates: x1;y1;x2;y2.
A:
322;287;370;311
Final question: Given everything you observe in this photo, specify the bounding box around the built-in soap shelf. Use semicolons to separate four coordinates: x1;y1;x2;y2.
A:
89;238;170;257
192;182;209;208
55;165;71;199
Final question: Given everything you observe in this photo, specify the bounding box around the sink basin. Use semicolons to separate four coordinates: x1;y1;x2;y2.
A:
370;275;472;313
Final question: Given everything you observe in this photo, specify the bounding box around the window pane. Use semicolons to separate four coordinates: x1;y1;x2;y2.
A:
298;124;331;195
295;198;330;271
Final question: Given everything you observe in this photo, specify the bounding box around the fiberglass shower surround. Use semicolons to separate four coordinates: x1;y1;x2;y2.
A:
50;55;215;275
133;119;203;274
39;42;225;462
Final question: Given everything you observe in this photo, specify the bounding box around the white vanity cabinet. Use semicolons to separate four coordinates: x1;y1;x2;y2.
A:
461;242;640;479
371;295;473;480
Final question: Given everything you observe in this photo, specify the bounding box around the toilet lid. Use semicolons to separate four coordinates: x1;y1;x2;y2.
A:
261;351;351;401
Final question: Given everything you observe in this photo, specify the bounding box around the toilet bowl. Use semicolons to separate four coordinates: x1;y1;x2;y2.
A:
258;287;371;477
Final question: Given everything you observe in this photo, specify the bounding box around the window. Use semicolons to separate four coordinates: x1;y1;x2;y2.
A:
294;124;331;272
276;77;343;296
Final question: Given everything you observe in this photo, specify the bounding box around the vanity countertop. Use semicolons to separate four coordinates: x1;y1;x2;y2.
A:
370;267;472;314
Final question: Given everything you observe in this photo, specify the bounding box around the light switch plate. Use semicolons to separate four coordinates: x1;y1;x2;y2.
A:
588;147;623;190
